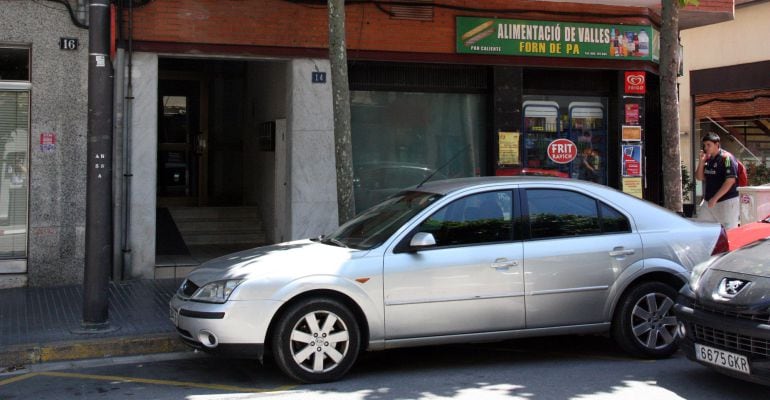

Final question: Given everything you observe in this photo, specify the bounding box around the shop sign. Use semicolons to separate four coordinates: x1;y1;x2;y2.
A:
624;71;646;94
547;138;577;164
457;17;657;62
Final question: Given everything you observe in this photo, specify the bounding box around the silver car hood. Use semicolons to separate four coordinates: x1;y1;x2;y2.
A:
695;239;770;311
185;239;361;284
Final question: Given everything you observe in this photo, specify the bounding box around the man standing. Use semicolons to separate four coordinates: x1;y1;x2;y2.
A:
695;133;739;229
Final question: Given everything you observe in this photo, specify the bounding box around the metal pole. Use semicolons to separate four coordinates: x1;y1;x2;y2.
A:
83;0;114;328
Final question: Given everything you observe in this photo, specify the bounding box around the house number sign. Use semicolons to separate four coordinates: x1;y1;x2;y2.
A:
60;37;79;50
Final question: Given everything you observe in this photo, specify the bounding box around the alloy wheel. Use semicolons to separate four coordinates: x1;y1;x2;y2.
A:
630;292;678;350
289;310;351;373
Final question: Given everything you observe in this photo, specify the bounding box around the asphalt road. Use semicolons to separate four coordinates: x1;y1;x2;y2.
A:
1;335;767;399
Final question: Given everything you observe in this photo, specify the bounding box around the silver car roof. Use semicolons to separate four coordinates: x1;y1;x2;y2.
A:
411;176;597;195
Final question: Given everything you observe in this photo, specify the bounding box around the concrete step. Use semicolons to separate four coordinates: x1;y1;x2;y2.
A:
183;232;266;245
167;206;266;247
175;220;260;234
168;206;259;222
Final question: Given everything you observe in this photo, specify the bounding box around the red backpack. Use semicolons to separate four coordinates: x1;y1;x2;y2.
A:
737;160;748;187
723;150;748;187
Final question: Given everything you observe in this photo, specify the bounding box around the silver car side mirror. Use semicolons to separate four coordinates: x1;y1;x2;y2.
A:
410;232;436;248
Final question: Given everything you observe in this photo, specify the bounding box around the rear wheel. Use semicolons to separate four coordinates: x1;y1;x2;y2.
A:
271;297;360;383
612;281;679;358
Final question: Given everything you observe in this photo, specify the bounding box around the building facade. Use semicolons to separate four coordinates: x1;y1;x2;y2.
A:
0;0;734;287
679;0;770;205
0;1;89;288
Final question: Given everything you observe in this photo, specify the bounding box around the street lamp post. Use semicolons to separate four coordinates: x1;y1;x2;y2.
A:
82;0;113;329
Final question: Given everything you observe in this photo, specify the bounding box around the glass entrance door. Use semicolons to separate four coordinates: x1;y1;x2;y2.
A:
158;79;206;206
504;95;607;185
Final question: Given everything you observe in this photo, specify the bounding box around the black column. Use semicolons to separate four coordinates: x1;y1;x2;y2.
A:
492;66;523;173
83;0;114;327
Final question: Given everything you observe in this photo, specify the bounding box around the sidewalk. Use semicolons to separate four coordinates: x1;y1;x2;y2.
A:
0;279;191;372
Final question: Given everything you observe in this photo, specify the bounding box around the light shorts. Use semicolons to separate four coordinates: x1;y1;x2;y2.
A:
696;196;740;229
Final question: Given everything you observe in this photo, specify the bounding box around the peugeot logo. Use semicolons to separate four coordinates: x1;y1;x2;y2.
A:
718;278;750;298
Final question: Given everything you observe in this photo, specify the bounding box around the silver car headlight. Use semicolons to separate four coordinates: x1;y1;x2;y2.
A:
191;279;244;303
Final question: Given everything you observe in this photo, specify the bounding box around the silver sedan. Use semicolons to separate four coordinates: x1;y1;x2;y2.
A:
170;176;726;383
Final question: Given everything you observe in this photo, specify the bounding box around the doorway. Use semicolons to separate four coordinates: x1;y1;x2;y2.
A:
155;58;271;275
158;76;207;207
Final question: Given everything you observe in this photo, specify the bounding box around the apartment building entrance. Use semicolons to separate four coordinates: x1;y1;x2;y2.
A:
155;58;268;274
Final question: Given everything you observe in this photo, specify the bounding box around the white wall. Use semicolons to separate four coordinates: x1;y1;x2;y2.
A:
679;2;770;171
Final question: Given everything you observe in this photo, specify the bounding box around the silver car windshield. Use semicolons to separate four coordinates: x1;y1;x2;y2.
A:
323;191;443;250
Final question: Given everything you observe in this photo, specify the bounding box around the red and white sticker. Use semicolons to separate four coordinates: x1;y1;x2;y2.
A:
625;71;646;94
547;139;577;164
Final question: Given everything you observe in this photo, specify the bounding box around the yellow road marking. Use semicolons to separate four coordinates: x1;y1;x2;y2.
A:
1;371;296;393
0;373;39;386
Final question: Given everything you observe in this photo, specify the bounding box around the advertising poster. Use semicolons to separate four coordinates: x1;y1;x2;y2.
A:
622;144;643;177
625;104;639;125
622;125;642;141
498;131;520;165
623;177;643;199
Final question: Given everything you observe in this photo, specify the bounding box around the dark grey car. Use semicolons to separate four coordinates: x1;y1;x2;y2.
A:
675;238;770;386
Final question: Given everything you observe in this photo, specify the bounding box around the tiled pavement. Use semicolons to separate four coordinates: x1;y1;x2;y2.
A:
0;278;190;371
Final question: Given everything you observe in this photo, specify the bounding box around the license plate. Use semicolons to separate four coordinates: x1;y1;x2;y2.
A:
169;306;178;326
695;343;751;375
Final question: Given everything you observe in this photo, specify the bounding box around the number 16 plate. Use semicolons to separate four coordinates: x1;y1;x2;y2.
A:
695;343;750;375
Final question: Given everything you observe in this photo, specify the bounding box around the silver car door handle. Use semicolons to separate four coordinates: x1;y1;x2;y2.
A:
609;247;635;257
491;258;519;269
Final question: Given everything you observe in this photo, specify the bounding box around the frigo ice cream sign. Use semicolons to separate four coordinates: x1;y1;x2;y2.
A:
457;17;658;62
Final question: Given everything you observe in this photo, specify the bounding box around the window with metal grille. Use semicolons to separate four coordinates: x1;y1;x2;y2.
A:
388;0;434;21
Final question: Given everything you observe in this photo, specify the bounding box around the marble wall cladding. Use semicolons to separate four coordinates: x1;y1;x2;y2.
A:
288;59;338;240
289;59;334;133
292;201;339;239
2;2;89;286
128;53;158;279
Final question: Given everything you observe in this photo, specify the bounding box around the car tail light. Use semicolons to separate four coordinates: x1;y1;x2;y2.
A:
711;226;729;255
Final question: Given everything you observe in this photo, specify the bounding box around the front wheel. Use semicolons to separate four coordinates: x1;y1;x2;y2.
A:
612;281;679;358
271;297;361;383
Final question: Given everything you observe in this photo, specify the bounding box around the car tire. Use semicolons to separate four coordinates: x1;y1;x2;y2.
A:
612;281;679;358
271;297;361;383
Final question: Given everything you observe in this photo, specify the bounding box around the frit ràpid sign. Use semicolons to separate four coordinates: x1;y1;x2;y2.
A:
624;71;646;94
547;138;577;164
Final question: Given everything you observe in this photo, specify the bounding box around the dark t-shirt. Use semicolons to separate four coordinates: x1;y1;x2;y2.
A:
703;149;738;202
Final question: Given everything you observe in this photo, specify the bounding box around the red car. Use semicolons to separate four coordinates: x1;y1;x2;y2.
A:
727;214;770;250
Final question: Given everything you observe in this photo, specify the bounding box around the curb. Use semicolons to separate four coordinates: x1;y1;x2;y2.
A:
0;333;190;372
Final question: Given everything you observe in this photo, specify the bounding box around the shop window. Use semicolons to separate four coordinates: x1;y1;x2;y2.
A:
695;89;770;186
506;95;607;185
0;90;29;259
351;91;487;213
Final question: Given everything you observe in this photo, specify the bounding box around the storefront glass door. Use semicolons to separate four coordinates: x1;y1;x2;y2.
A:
517;95;608;185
